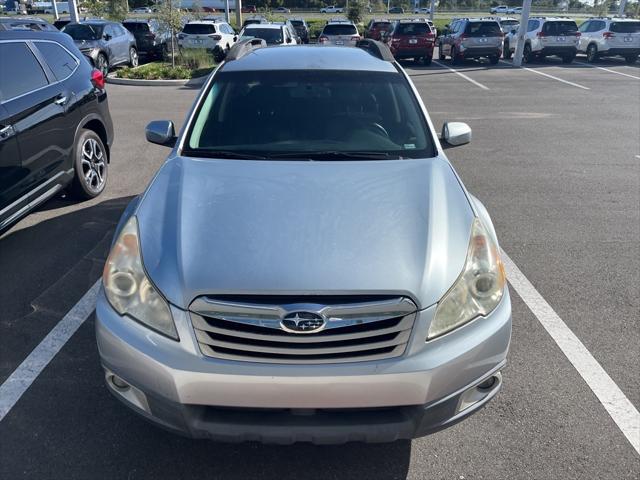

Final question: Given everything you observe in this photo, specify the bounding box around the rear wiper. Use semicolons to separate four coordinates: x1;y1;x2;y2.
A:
183;149;269;160
268;151;401;160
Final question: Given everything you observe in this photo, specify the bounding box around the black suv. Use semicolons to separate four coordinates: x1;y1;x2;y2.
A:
0;30;114;232
122;18;170;59
289;18;310;44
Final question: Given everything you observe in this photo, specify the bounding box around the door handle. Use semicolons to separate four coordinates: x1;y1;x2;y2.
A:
0;124;15;141
54;95;67;106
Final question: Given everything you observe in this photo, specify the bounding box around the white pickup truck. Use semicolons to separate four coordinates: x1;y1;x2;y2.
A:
320;5;344;13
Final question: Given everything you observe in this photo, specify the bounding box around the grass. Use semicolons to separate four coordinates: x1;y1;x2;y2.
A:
116;48;216;80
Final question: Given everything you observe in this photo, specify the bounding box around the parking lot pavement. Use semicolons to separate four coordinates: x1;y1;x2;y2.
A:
1;60;639;479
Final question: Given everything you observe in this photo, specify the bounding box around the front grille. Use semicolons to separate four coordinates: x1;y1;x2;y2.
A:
189;296;417;364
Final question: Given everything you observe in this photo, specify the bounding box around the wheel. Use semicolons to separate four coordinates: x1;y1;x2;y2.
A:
489;54;499;65
95;53;108;77
503;41;512;59
451;46;460;65
625;55;638;64
70;129;108;199
523;43;533;64
586;44;598;63
438;43;445;60
562;54;575;64
423;55;432;66
128;47;138;67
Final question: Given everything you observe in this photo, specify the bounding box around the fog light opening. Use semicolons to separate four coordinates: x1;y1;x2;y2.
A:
110;374;130;391
477;375;497;391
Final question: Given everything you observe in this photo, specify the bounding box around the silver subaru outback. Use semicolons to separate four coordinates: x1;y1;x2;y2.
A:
96;40;512;444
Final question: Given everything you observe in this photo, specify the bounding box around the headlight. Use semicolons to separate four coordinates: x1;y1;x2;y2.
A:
103;216;178;340
428;218;506;340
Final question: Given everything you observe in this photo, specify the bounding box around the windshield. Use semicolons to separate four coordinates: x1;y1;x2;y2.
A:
610;21;640;33
396;23;430;35
465;22;502;37
371;22;390;30
290;20;304;27
183;23;216;35
123;22;150;33
63;23;103;40
185;70;435;160
242;27;283;44
542;21;578;35
323;24;358;36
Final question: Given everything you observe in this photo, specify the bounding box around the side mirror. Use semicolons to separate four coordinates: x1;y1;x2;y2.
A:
233;35;238;41
103;33;112;41
441;122;472;147
146;120;176;147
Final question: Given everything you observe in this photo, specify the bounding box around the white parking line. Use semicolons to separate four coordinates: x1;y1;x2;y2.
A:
502;252;640;455
574;61;640;80
433;60;490;90
0;280;101;422
500;60;590;90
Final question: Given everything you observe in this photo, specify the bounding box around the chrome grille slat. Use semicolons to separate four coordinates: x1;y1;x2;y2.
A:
189;296;417;364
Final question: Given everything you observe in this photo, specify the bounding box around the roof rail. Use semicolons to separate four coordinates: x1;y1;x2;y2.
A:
356;39;395;62
225;38;267;61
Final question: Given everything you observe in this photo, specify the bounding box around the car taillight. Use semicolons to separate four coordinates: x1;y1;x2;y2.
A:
91;68;105;90
574;32;581;37
351;35;360;41
210;34;222;40
537;31;546;37
319;35;328;43
603;31;614;39
458;33;467;41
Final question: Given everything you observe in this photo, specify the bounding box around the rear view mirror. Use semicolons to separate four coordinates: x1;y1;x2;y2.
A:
441;122;472;147
146;120;176;147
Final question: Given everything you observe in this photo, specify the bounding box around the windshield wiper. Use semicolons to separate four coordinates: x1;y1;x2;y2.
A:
268;151;401;160
183;149;269;160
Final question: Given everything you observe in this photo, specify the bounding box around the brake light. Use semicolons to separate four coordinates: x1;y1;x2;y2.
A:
459;33;467;40
91;69;105;90
574;32;581;37
603;31;614;39
537;31;546;37
319;35;328;43
210;34;222;40
351;35;360;41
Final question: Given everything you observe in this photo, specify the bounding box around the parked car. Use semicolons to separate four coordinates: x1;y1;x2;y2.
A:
508;6;522;14
98;39;511;444
364;18;391;41
319;19;360;46
242;16;268;29
0;29;113;232
503;17;579;63
53;16;72;30
289;18;310;44
413;7;431;14
439;17;503;64
62;21;138;75
122;18;170;59
239;23;298;46
383;18;435;65
272;6;290;13
490;5;509;14
44;1;69;14
578;17;639;64
497;17;519;34
132;7;152;14
241;5;257;13
388;6;404;14
177;20;237;52
0;16;57;31
320;5;343;14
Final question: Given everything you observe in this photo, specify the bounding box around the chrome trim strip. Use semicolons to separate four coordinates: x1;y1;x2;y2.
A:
0;170;69;217
0;183;62;230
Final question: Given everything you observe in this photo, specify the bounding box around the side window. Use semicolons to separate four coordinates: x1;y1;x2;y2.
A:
527;20;539;32
579;21;590;33
104;25;114;38
592;21;606;32
35;42;78;81
115;25;127;36
0;42;49;101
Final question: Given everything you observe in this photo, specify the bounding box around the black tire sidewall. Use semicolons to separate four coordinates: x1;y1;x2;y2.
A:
72;129;108;199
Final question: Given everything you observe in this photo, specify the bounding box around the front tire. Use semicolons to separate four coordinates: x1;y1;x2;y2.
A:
95;53;109;77
586;44;598;63
129;47;138;67
70;129;108;200
451;46;461;65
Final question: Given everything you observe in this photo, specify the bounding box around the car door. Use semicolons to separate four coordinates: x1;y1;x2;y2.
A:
443;21;457;55
112;24;128;64
0;41;75;202
0;101;24;225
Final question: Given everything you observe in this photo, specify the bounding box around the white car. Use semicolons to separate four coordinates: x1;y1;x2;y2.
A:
240;23;299;46
508;7;522;14
413;7;431;14
177;20;237;51
503;17;579;63
320;6;344;14
490;5;509;14
272;7;291;13
132;7;152;14
578;17;639;64
319;19;360;46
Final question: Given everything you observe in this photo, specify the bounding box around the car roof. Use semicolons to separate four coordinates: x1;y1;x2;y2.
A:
186;20;221;25
0;29;78;47
221;45;397;73
244;23;282;30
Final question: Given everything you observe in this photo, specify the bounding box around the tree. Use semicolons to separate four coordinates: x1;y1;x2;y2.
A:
84;0;107;17
348;0;364;24
156;0;183;68
106;0;129;21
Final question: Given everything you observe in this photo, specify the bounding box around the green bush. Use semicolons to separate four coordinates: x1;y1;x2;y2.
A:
178;48;215;70
116;62;214;80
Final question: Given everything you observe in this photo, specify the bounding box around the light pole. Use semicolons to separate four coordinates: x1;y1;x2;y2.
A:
618;0;628;16
512;0;532;67
429;0;435;21
50;0;59;20
68;0;79;22
235;0;242;30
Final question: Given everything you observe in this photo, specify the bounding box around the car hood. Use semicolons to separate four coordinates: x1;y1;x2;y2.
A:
72;38;102;49
135;156;474;310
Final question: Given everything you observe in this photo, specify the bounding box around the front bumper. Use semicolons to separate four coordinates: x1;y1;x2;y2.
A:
96;289;511;443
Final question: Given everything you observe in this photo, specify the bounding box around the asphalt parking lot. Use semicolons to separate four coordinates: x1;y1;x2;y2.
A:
1;50;639;479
